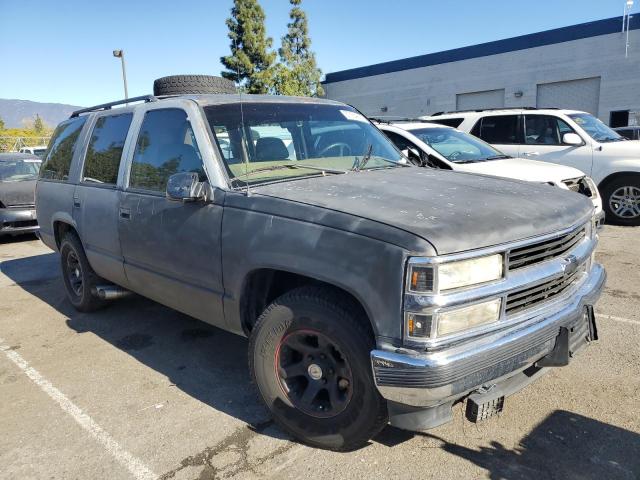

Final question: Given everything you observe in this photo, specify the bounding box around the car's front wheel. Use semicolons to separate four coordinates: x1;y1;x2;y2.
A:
602;177;640;226
249;286;388;451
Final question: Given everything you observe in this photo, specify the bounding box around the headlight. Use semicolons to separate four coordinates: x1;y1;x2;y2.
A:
584;176;599;199
407;254;504;293
406;298;502;340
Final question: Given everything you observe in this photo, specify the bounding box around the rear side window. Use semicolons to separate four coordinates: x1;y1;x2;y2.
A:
429;118;464;128
473;115;521;144
129;109;205;193
40;116;87;181
82;113;133;185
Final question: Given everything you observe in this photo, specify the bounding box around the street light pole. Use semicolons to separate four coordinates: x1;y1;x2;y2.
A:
112;49;129;100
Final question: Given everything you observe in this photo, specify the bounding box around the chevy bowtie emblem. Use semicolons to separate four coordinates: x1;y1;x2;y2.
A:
561;255;579;276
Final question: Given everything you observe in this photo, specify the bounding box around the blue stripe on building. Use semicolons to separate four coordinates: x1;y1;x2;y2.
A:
324;16;640;84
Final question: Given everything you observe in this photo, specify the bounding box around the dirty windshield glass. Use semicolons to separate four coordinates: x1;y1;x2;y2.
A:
569;113;623;143
204;102;403;186
410;127;504;163
0;158;41;182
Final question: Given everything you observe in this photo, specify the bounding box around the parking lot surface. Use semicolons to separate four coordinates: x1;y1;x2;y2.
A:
0;227;639;480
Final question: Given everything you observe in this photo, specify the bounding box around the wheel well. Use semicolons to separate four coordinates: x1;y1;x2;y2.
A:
598;172;640;193
53;221;76;249
240;269;372;337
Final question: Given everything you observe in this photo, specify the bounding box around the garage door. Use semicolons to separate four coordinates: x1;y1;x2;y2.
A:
456;89;505;111
536;77;601;115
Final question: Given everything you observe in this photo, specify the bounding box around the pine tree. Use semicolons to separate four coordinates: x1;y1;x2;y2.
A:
273;0;323;97
220;0;276;94
34;115;45;134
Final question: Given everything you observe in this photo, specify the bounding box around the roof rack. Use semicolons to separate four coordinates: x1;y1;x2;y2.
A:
70;94;158;118
429;106;559;116
368;116;435;124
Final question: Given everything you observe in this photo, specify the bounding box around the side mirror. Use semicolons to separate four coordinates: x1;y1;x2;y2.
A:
166;172;207;202
562;133;583;146
401;147;424;166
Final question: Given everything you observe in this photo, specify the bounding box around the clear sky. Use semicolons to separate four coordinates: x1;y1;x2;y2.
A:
0;0;636;106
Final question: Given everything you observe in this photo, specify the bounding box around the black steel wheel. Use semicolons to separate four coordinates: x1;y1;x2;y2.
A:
249;286;388;451
276;329;353;418
59;232;108;312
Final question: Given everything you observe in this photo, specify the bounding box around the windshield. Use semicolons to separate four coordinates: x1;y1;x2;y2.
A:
0;159;41;182
204;102;404;186
569;113;624;143
409;127;505;163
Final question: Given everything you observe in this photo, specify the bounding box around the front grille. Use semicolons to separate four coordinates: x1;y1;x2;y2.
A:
562;177;594;198
508;227;586;271
506;267;583;316
1;219;37;229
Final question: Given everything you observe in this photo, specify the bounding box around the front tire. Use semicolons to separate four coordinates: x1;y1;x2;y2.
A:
602;177;640;226
59;232;108;312
249;286;388;451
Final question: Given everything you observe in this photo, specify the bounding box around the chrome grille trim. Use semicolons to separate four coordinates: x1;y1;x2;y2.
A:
508;227;586;270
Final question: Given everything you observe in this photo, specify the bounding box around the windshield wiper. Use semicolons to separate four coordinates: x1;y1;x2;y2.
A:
484;155;512;161
234;163;348;180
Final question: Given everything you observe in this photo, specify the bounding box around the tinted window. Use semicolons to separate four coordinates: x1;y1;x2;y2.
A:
82;113;132;185
383;130;416;151
40;116;87;181
524;115;575;145
130;109;205;192
429;118;464;128
476;115;521;144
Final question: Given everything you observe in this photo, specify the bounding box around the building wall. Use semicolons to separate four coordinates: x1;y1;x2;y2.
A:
323;30;640;124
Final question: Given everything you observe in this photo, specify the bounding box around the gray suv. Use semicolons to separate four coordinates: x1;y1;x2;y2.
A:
36;75;605;451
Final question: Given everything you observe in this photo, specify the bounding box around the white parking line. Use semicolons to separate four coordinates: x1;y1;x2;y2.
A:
0;339;157;480
597;313;640;325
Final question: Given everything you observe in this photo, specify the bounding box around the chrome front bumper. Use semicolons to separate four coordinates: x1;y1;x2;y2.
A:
371;263;606;408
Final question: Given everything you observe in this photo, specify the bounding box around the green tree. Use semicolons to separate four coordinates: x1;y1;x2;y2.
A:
220;0;276;94
34;115;45;134
0;116;5;131
272;0;323;97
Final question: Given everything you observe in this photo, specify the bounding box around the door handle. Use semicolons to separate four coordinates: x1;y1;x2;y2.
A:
522;151;540;156
119;207;131;220
73;195;81;208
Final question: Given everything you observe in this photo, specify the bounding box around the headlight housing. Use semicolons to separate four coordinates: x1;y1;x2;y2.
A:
406;298;502;340
584;176;599;199
407;254;504;293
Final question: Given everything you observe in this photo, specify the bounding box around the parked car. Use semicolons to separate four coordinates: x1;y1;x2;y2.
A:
424;108;640;225
36;75;605;451
374;119;603;223
0;153;41;236
19;145;48;158
614;126;640;141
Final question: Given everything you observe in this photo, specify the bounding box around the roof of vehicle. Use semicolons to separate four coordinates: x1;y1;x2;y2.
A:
423;107;587;119
0;152;42;162
71;93;345;118
379;121;455;131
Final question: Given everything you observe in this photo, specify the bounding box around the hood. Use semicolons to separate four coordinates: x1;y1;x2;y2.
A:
454;157;586;183
596;139;640;157
251;167;593;255
0;180;37;207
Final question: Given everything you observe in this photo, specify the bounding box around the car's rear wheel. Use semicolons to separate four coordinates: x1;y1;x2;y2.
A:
249;286;388;451
602;177;640;226
60;232;108;312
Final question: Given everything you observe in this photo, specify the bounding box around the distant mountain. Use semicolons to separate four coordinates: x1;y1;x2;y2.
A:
0;99;83;129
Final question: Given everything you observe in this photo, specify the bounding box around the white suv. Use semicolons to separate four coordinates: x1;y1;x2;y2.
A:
375;120;603;221
423;108;640;225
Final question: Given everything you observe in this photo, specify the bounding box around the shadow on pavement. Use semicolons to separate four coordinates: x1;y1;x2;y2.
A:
1;252;277;441
377;410;640;479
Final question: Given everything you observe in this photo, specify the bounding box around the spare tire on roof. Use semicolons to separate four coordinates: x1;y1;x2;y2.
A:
153;75;237;96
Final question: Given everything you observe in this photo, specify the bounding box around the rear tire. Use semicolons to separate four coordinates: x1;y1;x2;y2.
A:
153;75;236;96
249;286;388;451
59;232;108;312
601;177;640;226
